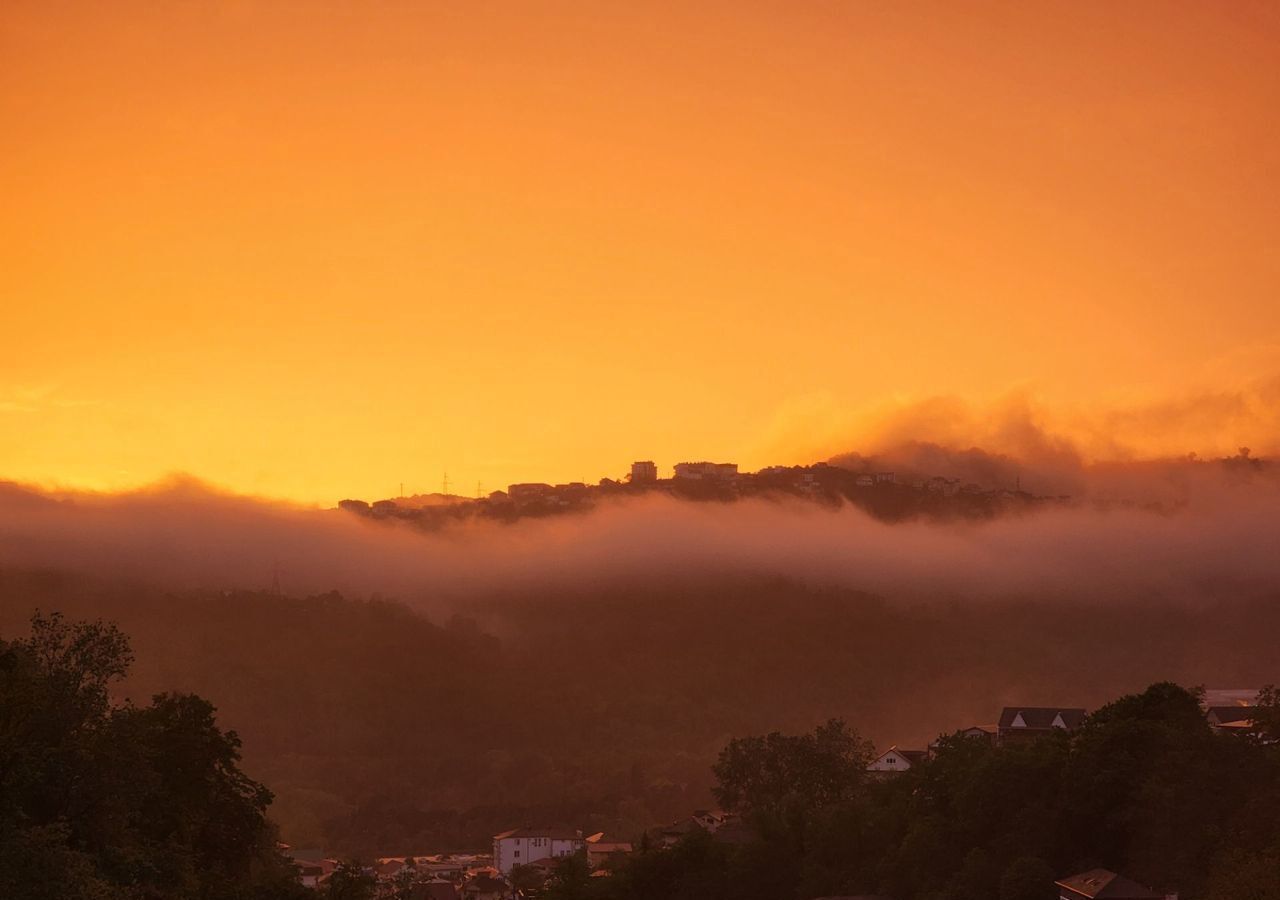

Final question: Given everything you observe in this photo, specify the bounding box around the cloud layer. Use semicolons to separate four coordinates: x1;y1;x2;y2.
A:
758;369;1280;487
2;457;1277;611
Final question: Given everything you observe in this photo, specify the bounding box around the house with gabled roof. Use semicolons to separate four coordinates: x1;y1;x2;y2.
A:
866;746;928;775
585;832;633;870
1206;705;1258;730
491;827;584;874
998;707;1086;745
1055;868;1164;899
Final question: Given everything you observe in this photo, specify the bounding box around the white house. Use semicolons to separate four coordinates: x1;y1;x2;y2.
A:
866;746;928;775
492;828;584;875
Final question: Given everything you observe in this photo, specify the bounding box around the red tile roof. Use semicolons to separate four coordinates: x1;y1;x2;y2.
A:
1056;869;1162;899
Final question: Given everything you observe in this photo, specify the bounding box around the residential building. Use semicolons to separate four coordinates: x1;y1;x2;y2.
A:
507;483;552;502
1206;705;1258;731
647;811;753;848
690;809;727;831
296;864;325;889
491;828;584;875
553;482;589;499
998;707;1086;745
283;848;335;888
867;746;928;774
673;461;738;481
585;832;633;870
1202;688;1260;732
1055;869;1164;900
375;858;408;879
925;476;962;496
420;858;469;879
649;817;700;847
630;460;658;483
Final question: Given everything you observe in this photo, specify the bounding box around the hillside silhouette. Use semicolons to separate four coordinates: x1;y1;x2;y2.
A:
3;566;1277;857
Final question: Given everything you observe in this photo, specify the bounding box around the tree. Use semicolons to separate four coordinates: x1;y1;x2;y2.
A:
1203;844;1280;900
325;861;376;900
998;857;1055;900
947;847;998;900
542;853;593;900
1252;684;1280;741
510;863;545;896
712;719;873;816
0;611;307;900
1062;683;1235;896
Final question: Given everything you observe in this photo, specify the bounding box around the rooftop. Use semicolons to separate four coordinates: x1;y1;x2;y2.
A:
998;707;1087;729
493;827;581;841
1056;868;1162;899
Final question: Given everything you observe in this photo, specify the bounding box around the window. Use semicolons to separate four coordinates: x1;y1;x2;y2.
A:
514;850;520;858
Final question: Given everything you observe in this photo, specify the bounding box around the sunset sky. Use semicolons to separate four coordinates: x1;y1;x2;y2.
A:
3;1;1279;503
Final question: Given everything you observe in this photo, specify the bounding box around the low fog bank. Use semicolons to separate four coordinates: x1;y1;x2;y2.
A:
2;457;1278;609
3;462;1279;853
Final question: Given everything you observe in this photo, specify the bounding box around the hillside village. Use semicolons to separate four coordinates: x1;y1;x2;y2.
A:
337;459;1064;529
282;691;1268;899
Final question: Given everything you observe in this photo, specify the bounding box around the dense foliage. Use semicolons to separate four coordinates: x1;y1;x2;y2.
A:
4;568;1280;863
557;685;1280;900
0;612;305;900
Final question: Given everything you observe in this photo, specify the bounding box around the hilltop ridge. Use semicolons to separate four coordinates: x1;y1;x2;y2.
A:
337;459;1059;529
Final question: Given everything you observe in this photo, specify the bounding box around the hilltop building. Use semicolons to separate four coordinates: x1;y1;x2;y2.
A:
507;483;552;502
673;461;738;481
630;460;658;483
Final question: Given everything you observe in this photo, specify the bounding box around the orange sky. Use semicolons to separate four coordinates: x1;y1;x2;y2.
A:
3;1;1279;503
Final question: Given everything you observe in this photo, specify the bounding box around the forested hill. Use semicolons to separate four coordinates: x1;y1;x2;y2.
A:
550;686;1280;900
336;462;1062;530
2;567;1277;858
